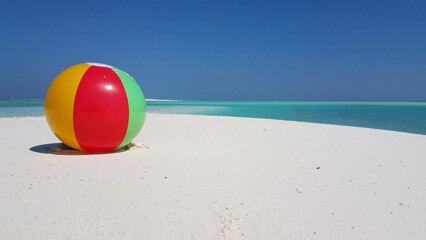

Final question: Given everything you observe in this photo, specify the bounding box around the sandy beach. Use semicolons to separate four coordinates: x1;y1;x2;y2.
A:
1;113;425;240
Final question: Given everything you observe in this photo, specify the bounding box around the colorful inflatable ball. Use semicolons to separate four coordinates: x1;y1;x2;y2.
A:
44;63;146;153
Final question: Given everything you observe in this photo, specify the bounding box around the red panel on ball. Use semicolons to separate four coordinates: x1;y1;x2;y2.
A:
73;66;129;153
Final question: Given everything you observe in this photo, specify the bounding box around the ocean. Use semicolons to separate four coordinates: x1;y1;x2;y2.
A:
1;99;425;135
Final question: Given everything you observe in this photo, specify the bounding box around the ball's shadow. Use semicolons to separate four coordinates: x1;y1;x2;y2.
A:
30;142;147;155
30;143;85;155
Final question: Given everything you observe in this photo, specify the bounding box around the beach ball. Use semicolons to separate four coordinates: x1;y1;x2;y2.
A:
44;63;146;153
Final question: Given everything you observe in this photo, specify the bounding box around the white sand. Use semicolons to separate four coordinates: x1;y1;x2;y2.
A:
0;114;425;240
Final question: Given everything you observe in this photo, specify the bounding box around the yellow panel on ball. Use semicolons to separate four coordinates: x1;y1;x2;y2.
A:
44;63;91;151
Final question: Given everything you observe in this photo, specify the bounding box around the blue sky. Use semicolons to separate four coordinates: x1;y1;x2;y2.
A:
0;0;425;100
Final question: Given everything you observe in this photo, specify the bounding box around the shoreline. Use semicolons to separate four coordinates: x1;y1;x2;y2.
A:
2;113;426;137
1;100;426;135
1;114;425;239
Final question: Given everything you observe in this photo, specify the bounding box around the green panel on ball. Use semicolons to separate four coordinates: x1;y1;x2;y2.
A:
112;67;147;149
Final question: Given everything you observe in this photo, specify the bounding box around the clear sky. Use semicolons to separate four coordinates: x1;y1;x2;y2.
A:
0;0;425;100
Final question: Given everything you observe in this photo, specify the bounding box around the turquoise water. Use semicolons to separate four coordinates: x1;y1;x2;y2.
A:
1;99;426;135
0;99;45;117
